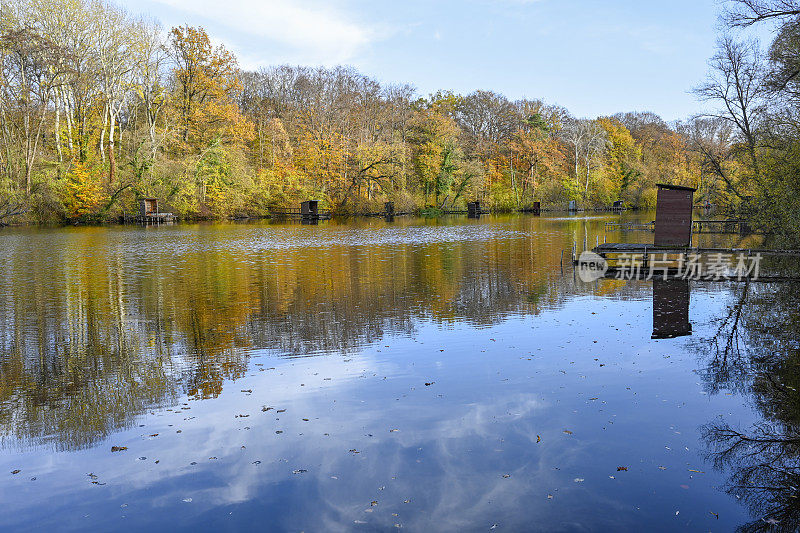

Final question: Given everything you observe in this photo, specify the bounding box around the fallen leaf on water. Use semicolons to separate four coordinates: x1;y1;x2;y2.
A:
502;474;511;478
563;430;573;435
11;470;20;474
370;501;378;506
241;390;252;393
688;469;705;474
111;446;127;452
182;498;192;503
574;478;584;482
149;434;159;437
710;511;719;519
536;435;541;443
547;494;553;499
262;406;273;412
349;449;360;454
658;466;667;470
617;466;628;471
293;469;308;474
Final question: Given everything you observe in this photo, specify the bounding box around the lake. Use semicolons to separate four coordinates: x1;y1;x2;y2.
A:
0;213;796;531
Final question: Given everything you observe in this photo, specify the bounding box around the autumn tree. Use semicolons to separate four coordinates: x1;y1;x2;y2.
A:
168;26;251;149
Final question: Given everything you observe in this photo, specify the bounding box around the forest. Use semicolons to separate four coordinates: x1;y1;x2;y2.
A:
0;0;798;242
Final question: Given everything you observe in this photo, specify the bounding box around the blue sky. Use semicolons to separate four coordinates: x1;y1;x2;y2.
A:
119;0;773;121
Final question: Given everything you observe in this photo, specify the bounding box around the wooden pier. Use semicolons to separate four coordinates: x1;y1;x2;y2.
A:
605;221;654;232
692;219;750;234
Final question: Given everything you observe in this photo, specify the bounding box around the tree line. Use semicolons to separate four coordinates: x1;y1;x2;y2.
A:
1;0;795;239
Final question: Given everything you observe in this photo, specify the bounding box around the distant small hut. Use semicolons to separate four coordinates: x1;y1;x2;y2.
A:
612;200;623;210
300;200;319;218
568;200;577;212
384;201;395;216
139;198;158;218
136;198;174;224
467;201;481;218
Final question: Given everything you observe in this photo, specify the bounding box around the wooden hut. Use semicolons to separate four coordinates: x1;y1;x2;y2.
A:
139;198;158;218
300;200;319;218
467;201;481;218
568;200;577;212
384;202;395;216
654;184;696;247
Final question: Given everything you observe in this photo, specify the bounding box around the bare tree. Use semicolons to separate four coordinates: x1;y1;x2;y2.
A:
725;0;800;27
694;37;767;181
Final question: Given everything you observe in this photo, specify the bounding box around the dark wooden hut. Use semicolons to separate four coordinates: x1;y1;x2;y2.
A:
654;184;696;247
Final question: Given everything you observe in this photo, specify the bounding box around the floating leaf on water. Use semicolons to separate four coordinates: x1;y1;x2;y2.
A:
11;470;20;474
424;382;434;386
574;478;584;482
111;446;128;452
262;406;273;412
502;474;511;478
349;449;360;454
293;469;308;474
709;511;719;519
182;498;192;503
688;469;705;473
617;466;628;471
252;461;261;465
241;390;252;393
370;501;378;506
277;409;286;413
536;435;541;443
563;430;573;435
547;494;553;499
658;466;667;470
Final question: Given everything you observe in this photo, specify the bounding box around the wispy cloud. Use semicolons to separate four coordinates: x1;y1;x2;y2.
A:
149;0;376;65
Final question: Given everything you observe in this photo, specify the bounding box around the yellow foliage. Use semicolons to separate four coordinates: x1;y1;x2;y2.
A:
62;162;106;218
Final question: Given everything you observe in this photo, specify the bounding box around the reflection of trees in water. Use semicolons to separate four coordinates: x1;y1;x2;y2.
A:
700;281;800;532
0;220;633;451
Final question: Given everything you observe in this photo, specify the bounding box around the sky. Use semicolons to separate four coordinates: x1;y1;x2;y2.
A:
118;0;774;121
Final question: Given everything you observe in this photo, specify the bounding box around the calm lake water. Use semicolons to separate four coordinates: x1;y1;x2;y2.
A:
0;213;797;532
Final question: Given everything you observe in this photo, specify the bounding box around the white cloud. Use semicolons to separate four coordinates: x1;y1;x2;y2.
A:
148;0;376;65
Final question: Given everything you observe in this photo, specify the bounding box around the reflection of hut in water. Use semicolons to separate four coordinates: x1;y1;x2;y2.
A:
467;201;481;218
651;279;692;339
654;183;696;247
568;200;577;212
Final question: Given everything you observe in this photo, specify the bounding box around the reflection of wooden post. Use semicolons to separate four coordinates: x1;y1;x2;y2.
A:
654;184;696;247
651;279;692;339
